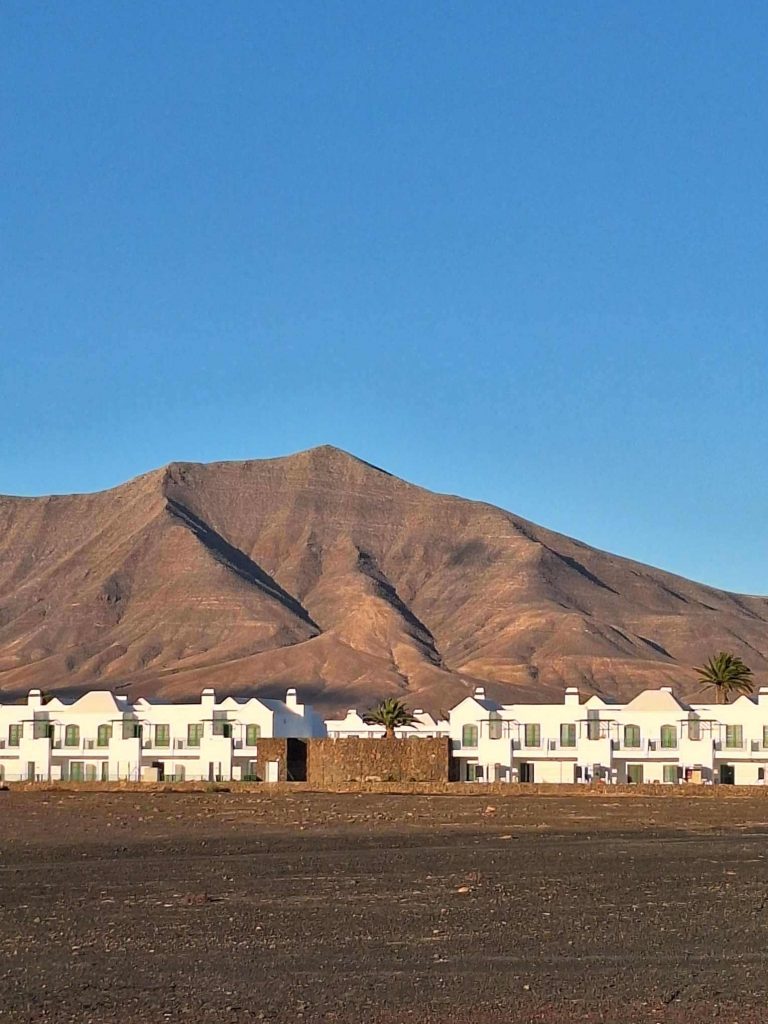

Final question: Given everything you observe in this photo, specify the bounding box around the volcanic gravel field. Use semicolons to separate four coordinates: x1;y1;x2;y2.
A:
2;790;768;1023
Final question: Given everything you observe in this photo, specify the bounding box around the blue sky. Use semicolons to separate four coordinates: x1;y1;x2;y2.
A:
2;1;766;594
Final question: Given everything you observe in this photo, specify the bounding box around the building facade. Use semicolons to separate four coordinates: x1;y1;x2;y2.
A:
0;686;325;782
449;685;768;785
4;682;768;785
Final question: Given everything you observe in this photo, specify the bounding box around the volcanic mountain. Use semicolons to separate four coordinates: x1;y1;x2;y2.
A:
0;446;766;711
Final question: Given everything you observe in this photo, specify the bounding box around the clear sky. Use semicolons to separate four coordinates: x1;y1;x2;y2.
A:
2;2;766;595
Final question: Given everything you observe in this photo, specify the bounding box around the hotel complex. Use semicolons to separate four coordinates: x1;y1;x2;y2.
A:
1;682;767;785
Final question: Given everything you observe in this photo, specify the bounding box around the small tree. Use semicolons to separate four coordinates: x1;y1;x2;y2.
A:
695;651;754;704
363;698;418;739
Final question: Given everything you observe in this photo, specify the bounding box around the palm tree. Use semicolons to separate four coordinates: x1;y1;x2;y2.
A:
695;652;754;704
363;698;418;739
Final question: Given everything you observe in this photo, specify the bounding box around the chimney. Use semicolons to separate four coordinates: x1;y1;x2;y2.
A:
28;689;43;710
759;687;768;705
473;686;486;700
201;687;215;712
660;686;673;695
564;687;580;706
285;687;298;708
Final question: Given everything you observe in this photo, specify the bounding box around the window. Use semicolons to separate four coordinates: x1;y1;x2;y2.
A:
762;726;768;750
586;719;601;740
69;762;84;782
101;762;109;782
660;725;677;749
725;724;743;749
187;723;204;747
623;724;641;748
212;711;232;738
175;764;186;781
97;724;112;747
627;764;643;784
8;724;22;747
33;719;51;740
154;724;170;748
688;719;701;742
488;712;503;741
122;720;141;740
245;724;261;746
462;724;478;748
524;723;541;748
560;723;576;747
663;765;678;784
64;725;80;747
85;764;97;782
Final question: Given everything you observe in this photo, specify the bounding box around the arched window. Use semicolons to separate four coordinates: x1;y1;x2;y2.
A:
64;725;80;747
245;724;261;746
623;724;641;748
488;712;503;741
688;718;701;742
462;724;478;748
660;724;677;749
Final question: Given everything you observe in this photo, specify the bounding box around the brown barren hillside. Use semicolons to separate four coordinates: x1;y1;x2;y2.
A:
0;445;766;710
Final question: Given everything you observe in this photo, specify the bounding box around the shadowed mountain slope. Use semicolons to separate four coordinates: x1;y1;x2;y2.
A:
0;446;766;710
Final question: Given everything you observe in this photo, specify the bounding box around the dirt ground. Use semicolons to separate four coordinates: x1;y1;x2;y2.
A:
2;790;768;1023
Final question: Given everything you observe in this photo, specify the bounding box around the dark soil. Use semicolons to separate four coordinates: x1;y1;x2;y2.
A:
2;791;768;1023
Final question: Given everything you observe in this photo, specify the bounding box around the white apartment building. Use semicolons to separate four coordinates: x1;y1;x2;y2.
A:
450;685;768;785
6;681;768;786
0;686;325;783
324;708;449;739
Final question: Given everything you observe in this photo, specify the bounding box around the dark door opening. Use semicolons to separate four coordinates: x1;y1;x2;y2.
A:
519;762;535;783
719;764;735;785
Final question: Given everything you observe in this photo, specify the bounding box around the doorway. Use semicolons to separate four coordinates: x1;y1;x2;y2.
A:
519;762;535;783
627;764;644;784
719;764;735;785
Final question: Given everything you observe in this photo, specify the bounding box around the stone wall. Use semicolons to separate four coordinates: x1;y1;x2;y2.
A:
243;738;307;782
306;737;454;785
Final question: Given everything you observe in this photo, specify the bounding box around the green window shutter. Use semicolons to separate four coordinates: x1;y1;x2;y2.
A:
524;724;540;747
660;725;677;749
64;725;79;747
560;723;576;747
663;765;678;784
245;724;261;746
726;725;743;749
8;724;22;747
462;725;478;748
624;725;640;748
488;713;503;741
70;762;84;782
763;726;768;749
97;724;112;747
155;724;170;747
188;723;203;747
85;764;97;782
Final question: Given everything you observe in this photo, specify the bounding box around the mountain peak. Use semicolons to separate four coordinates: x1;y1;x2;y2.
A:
0;449;765;709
